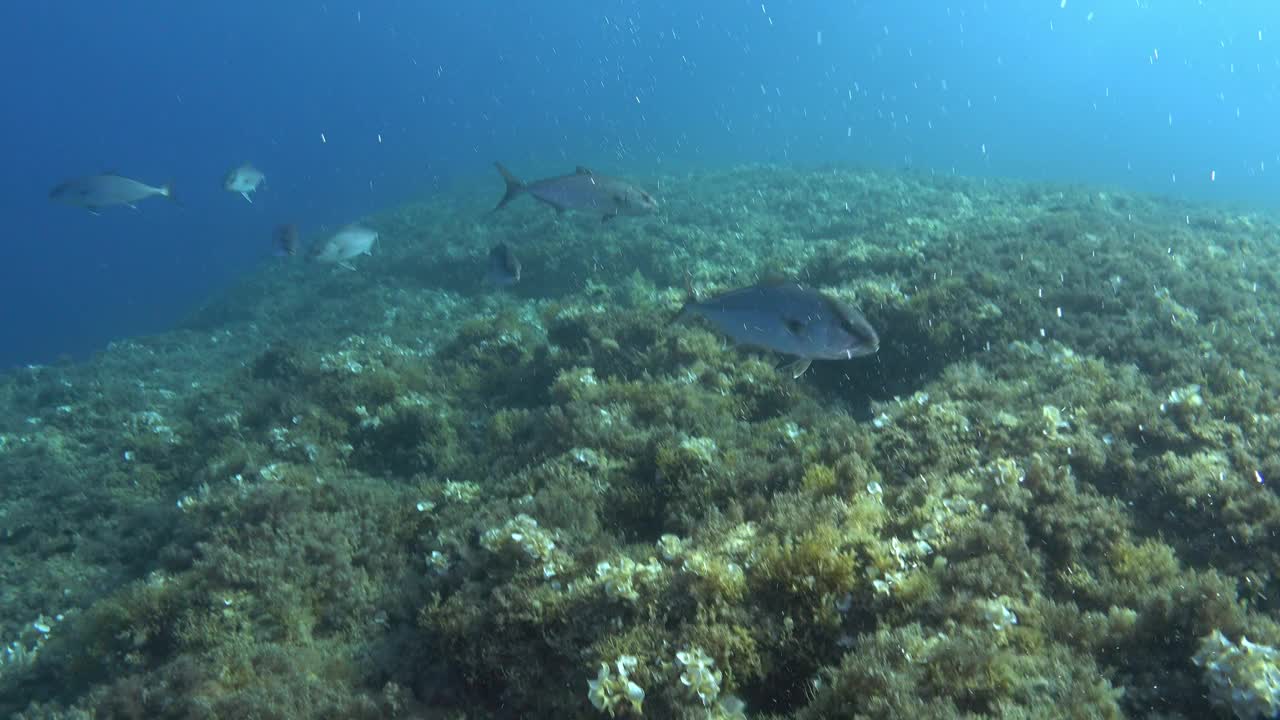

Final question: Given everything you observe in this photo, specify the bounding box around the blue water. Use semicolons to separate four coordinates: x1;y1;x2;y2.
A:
3;1;1277;368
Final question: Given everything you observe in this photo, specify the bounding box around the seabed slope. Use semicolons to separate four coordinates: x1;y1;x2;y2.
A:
1;165;1279;719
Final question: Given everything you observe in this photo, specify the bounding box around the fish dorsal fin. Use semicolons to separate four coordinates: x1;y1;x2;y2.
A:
575;166;593;176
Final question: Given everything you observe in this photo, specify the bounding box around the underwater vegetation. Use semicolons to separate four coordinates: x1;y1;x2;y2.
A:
1;165;1279;718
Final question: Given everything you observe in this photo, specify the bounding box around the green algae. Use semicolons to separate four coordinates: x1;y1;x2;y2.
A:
1;166;1280;718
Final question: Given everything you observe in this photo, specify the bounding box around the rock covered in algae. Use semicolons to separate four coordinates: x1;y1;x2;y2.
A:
2;165;1280;719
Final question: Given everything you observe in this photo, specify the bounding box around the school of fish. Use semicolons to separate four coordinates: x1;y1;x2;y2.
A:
48;158;878;377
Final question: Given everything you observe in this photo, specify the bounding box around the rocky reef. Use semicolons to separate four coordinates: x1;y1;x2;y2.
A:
1;165;1279;718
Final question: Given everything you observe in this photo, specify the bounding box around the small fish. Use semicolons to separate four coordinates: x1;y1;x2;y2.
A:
484;242;522;287
308;224;378;269
679;283;879;378
273;224;299;257
49;173;175;213
493;162;658;221
224;163;265;203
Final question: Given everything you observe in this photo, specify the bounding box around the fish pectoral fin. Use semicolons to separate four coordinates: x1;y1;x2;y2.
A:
339;261;357;271
780;358;813;379
783;318;807;336
241;192;253;203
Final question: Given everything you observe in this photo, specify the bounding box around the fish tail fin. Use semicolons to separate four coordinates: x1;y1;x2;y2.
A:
671;272;700;326
493;162;525;212
682;271;701;304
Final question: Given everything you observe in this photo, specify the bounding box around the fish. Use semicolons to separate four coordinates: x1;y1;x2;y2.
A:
49;173;175;213
224;163;265;203
678;282;879;378
272;224;299;257
308;224;378;269
484;242;522;287
493;163;659;221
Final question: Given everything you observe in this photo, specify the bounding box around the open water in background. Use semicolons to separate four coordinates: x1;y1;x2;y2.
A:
2;1;1277;367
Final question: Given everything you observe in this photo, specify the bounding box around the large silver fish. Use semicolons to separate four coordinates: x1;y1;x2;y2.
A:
49;173;175;213
308;224;378;269
679;283;879;378
224;163;265;203
493;163;658;221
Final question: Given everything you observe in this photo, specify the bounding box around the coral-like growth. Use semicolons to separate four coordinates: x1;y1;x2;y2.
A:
588;655;646;716
1194;630;1280;720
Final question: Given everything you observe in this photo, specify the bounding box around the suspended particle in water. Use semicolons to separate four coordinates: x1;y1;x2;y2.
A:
320;132;327;144
1210;169;1216;182
817;30;822;46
